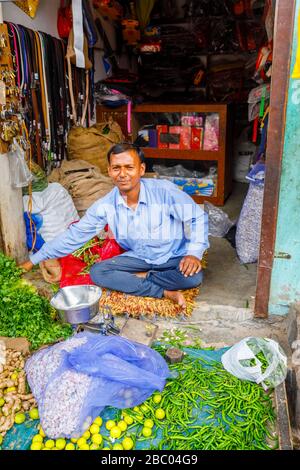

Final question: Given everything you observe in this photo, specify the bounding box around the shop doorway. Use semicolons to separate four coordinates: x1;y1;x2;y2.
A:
119;0;294;318
199;0;294;318
254;0;295;318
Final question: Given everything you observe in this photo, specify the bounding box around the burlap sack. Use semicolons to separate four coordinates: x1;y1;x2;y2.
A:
48;159;114;214
67;120;124;175
40;260;62;284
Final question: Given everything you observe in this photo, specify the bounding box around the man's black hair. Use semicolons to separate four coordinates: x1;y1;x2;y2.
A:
107;142;145;164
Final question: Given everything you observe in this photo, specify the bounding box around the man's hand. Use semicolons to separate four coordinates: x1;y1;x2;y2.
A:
179;255;202;277
19;260;34;272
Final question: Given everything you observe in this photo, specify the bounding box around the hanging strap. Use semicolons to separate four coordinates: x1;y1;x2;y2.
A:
34;32;49;139
67;54;77;124
72;0;85;69
81;70;89;126
18;26;30;93
37;31;51;153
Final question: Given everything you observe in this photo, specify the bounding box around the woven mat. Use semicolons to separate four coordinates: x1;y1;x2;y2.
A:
99;287;200;319
98;251;207;319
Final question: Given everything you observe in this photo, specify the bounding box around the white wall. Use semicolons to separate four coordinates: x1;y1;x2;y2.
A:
2;0;118;82
2;0;61;38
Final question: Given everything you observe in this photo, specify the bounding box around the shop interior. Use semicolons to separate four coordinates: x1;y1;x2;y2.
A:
0;0;275;311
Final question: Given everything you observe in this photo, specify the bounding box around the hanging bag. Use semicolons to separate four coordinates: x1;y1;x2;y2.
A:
57;0;73;39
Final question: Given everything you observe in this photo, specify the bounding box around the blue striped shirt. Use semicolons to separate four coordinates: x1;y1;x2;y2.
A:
30;179;209;266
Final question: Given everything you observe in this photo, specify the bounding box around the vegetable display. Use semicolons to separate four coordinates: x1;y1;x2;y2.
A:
0;348;37;438
148;350;277;450
0;253;72;349
18;332;278;451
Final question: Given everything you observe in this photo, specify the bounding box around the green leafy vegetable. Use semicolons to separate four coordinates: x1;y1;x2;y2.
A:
0;252;72;350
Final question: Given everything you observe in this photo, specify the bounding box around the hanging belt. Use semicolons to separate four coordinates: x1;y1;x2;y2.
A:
10;23;25;93
53;38;67;160
18;26;30;94
6;21;84;168
42;32;57;162
23;27;43;168
34;30;50;164
7;23;21;88
38;32;51;160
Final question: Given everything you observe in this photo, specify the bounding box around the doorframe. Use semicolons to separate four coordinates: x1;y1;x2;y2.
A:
254;0;296;318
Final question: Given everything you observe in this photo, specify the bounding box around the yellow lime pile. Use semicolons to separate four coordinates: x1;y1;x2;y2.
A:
23;393;166;451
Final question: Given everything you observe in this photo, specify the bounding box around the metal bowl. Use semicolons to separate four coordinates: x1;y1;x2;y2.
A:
50;285;102;324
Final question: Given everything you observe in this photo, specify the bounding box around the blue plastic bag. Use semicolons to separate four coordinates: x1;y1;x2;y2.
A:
26;333;170;439
24;212;45;252
68;335;169;390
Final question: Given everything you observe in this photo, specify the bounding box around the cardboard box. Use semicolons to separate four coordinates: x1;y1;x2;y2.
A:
169;126;192;149
169;126;181;149
180;126;191;149
156;125;168;148
191;127;203;150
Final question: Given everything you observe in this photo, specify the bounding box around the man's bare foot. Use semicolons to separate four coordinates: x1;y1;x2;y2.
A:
135;272;148;279
164;290;186;310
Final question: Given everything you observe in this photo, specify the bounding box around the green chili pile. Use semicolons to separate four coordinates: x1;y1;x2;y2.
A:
0;253;72;349
119;342;278;450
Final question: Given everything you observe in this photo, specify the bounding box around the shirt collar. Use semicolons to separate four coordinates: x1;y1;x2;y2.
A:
116;180;147;207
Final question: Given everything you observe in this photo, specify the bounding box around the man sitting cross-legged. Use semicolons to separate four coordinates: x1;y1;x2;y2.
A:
20;143;209;311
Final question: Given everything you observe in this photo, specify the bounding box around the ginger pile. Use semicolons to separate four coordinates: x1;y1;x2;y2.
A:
0;347;36;437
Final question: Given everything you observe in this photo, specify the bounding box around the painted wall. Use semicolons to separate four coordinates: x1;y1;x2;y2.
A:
2;0;61;38
268;0;300;315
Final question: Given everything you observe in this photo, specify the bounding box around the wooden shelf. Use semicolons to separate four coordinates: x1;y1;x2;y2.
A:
134;103;226;113
139;50;258;57
150;16;263;25
191;194;223;205
96;102;233;206
142;148;220;161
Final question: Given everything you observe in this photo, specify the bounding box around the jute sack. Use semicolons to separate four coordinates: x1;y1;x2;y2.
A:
48;159;114;215
67;120;124;175
39;260;62;284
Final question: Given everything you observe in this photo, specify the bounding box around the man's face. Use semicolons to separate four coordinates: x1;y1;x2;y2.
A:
108;150;146;193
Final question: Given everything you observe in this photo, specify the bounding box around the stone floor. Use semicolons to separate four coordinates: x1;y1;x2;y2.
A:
200;182;257;310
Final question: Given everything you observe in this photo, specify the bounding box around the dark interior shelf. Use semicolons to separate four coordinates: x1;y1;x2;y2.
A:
139;50;258;57
150;16;264;25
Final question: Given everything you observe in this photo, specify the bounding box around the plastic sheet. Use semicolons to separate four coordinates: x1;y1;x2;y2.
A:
25;334;170;439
